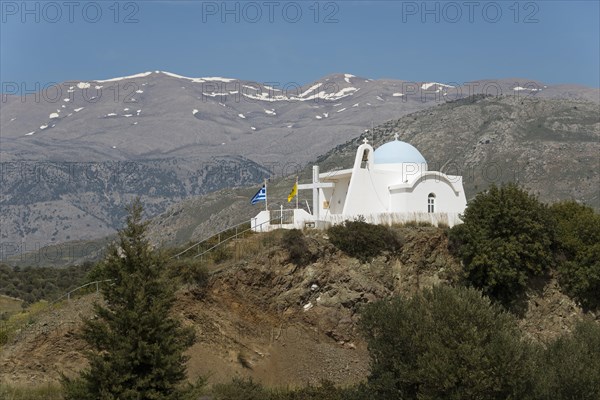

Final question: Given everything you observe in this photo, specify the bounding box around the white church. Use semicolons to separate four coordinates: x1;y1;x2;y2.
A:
251;134;467;231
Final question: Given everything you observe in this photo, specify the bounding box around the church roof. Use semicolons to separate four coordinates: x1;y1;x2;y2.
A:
373;139;427;164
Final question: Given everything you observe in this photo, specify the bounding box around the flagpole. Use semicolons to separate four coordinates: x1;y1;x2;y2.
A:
295;176;299;210
264;178;268;212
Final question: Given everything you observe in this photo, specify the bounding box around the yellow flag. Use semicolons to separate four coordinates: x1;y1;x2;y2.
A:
287;181;298;202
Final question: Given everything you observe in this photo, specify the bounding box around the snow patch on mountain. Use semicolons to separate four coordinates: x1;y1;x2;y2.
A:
514;86;541;91
421;82;455;90
96;71;153;83
160;71;236;83
300;83;323;98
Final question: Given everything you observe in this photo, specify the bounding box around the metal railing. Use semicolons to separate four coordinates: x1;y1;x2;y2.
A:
169;219;253;259
50;211;298;305
171;216;285;260
50;279;113;305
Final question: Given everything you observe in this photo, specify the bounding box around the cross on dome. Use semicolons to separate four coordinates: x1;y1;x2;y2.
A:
362;138;369;145
394;132;400;141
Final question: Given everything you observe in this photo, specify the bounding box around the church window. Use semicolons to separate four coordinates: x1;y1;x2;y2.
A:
428;193;435;213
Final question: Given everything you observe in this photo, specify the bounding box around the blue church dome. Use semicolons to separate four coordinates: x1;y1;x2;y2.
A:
374;139;427;164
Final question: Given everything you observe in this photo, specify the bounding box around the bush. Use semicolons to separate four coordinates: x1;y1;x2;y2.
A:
359;285;534;400
212;379;356;400
328;220;401;262
167;258;210;289
212;378;268;400
533;320;600;400
211;245;233;264
550;201;600;310
448;183;555;307
271;380;353;400
281;229;313;266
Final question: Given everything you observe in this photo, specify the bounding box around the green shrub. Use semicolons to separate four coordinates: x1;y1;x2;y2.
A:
212;379;357;400
328;220;400;262
550;201;600;310
448;183;555;307
359;285;534;400
271;380;353;400
0;383;63;400
212;378;268;400
211;245;233;264
167;258;210;289
532;320;600;400
281;229;313;266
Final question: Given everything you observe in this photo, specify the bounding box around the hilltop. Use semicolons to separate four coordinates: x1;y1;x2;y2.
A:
145;94;599;248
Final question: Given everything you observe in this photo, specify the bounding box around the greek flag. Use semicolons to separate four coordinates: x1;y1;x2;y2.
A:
250;185;266;204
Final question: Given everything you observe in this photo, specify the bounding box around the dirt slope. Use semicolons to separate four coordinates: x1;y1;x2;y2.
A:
0;228;593;387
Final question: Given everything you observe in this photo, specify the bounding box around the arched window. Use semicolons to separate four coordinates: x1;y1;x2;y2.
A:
428;193;435;213
361;149;370;169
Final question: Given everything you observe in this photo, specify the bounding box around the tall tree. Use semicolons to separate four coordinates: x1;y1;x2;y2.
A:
63;199;196;400
448;183;555;307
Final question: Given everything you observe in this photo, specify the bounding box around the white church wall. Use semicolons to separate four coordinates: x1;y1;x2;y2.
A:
251;211;271;232
342;169;389;216
319;176;350;216
390;175;466;214
252;209;315;232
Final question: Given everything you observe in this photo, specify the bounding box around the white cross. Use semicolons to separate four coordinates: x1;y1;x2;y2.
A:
363;138;369;145
297;166;334;219
394;132;400;140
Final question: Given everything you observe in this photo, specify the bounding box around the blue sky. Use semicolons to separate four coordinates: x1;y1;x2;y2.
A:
1;1;599;88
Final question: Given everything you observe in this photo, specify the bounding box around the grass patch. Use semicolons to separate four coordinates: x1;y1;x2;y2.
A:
0;300;59;348
0;383;63;400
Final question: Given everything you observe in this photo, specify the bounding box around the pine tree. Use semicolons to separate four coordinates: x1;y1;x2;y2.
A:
63;199;197;400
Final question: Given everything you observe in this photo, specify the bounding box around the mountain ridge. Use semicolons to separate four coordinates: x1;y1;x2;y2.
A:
1;71;598;251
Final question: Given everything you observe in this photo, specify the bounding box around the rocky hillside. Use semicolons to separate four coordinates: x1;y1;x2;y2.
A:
144;94;599;248
0;227;591;387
